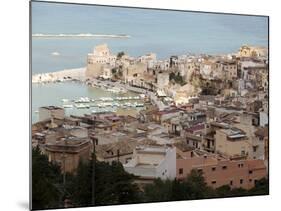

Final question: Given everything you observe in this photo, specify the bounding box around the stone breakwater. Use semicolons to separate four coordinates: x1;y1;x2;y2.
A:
32;67;167;110
32;67;86;83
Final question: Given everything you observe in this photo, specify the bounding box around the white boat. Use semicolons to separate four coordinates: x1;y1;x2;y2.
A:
125;102;133;107
103;102;112;107
75;97;90;103
63;104;73;108
112;102;120;107
62;98;69;102
75;104;90;109
51;52;60;56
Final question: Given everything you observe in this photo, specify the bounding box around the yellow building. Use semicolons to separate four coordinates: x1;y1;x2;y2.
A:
86;44;116;78
238;45;268;58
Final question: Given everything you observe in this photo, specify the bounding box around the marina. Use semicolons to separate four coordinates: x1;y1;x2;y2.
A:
32;81;148;123
63;95;146;110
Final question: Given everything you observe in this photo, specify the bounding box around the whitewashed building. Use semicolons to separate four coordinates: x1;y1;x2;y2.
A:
123;145;176;183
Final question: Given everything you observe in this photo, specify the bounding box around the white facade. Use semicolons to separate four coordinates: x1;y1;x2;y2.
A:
200;63;213;79
123;146;176;180
157;72;169;88
87;44;116;66
101;66;112;79
259;111;268;127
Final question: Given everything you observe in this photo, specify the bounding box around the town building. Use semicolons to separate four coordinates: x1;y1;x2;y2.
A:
39;106;65;122
123;145;176;184
176;148;267;189
86;44;116;77
45;136;92;173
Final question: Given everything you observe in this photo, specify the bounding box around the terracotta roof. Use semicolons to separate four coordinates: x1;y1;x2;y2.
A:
185;124;205;133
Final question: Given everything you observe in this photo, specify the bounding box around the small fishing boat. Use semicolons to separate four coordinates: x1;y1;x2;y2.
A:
62;98;69;102
63;104;73;108
75;104;90;109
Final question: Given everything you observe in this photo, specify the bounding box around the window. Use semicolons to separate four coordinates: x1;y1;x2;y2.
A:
240;179;243;184
238;163;244;168
179;168;183;175
249;179;252;182
230;180;233;186
212;167;216;171
222;166;227;170
211;181;216;184
249;170;253;174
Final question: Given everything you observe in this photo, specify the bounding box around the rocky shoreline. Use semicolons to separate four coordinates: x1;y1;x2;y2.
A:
32;67;86;83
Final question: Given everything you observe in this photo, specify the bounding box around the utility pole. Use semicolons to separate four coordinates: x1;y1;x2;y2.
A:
91;117;97;206
63;151;66;185
117;149;120;163
63;139;67;186
90;135;97;206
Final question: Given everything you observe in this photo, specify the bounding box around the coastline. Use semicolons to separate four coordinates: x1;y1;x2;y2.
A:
32;67;86;83
32;33;131;39
32;67;167;111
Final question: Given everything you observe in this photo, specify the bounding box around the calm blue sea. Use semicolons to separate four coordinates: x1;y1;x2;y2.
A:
31;1;268;74
31;1;268;123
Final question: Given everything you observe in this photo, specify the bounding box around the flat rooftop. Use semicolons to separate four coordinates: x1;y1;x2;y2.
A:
40;106;63;110
136;146;170;154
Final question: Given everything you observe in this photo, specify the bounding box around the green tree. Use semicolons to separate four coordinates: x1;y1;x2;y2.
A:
169;72;186;86
111;68;117;74
117;51;125;59
144;170;214;202
66;159;141;207
95;161;140;205
65;160;93;207
183;170;214;199
144;179;173;202
215;185;232;197
32;147;63;209
248;178;269;195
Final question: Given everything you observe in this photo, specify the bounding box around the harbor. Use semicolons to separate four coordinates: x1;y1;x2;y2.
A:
32;81;150;123
61;95;146;110
32;66;173;124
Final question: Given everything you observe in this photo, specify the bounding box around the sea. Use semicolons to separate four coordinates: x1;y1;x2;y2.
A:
31;1;268;123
